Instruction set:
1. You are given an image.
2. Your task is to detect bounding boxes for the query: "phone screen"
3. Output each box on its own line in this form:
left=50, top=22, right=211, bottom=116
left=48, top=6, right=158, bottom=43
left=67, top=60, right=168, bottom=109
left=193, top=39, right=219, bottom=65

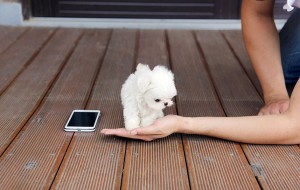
left=65, top=110, right=100, bottom=130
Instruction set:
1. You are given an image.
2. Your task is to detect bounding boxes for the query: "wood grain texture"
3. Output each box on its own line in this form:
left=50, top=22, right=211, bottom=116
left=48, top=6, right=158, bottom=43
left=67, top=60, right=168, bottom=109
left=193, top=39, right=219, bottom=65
left=0, top=27, right=28, bottom=54
left=0, top=28, right=298, bottom=189
left=122, top=30, right=190, bottom=190
left=0, top=28, right=82, bottom=156
left=51, top=29, right=136, bottom=190
left=243, top=144, right=300, bottom=190
left=0, top=28, right=89, bottom=189
left=222, top=30, right=263, bottom=96
left=195, top=30, right=263, bottom=117
left=0, top=27, right=54, bottom=95
left=195, top=30, right=300, bottom=190
left=169, top=30, right=260, bottom=190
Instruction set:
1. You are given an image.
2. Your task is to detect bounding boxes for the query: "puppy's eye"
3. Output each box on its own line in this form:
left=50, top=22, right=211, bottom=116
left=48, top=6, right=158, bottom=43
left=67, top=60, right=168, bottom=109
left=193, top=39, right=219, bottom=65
left=155, top=99, right=161, bottom=102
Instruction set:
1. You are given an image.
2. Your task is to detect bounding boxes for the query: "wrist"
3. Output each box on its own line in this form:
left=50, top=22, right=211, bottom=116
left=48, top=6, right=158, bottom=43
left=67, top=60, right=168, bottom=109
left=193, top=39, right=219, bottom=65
left=264, top=92, right=289, bottom=105
left=176, top=116, right=191, bottom=134
left=263, top=82, right=289, bottom=105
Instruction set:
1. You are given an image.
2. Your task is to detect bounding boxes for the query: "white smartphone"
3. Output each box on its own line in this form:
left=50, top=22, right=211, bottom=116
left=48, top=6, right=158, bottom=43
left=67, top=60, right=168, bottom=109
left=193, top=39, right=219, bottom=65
left=64, top=110, right=100, bottom=132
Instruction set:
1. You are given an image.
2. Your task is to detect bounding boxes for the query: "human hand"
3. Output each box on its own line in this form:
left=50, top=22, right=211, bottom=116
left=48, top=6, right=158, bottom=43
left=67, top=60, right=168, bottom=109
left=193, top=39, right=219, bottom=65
left=101, top=115, right=182, bottom=141
left=258, top=98, right=290, bottom=115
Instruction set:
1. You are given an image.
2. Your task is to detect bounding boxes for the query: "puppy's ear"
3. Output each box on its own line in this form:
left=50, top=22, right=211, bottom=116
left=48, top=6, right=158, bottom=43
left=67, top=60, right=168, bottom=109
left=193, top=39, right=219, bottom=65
left=167, top=70, right=174, bottom=80
left=136, top=63, right=151, bottom=72
left=153, top=65, right=174, bottom=80
left=137, top=74, right=151, bottom=93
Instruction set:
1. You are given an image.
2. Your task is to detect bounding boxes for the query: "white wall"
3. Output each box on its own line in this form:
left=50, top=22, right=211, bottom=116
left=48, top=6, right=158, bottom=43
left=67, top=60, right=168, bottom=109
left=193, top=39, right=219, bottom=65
left=0, top=1, right=23, bottom=26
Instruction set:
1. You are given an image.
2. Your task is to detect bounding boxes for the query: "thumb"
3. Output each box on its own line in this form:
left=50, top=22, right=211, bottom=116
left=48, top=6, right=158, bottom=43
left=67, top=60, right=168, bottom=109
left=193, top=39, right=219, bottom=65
left=132, top=125, right=160, bottom=135
left=130, top=130, right=138, bottom=135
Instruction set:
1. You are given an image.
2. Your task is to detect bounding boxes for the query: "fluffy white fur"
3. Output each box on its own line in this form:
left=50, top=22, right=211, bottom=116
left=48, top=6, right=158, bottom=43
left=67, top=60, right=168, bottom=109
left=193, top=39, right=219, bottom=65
left=121, top=63, right=177, bottom=130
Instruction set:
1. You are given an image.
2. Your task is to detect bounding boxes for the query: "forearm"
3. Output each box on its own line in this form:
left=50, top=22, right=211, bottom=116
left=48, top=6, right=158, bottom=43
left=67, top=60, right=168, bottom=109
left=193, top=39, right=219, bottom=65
left=241, top=0, right=288, bottom=103
left=179, top=114, right=298, bottom=144
left=177, top=78, right=300, bottom=145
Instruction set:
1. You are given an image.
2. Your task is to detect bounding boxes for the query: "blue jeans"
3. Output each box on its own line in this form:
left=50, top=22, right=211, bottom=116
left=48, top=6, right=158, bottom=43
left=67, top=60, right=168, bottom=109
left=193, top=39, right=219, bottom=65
left=280, top=8, right=300, bottom=84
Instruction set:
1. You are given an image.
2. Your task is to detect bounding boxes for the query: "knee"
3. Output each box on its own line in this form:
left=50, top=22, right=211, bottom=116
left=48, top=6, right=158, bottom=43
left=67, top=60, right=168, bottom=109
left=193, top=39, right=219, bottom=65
left=281, top=53, right=300, bottom=83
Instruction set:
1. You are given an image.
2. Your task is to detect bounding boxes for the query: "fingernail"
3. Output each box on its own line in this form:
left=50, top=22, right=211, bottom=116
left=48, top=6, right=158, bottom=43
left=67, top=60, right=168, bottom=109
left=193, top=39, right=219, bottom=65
left=130, top=130, right=137, bottom=135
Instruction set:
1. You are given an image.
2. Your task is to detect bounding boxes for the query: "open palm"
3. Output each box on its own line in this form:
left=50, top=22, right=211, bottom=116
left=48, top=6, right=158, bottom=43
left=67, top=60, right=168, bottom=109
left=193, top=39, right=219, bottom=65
left=101, top=115, right=180, bottom=141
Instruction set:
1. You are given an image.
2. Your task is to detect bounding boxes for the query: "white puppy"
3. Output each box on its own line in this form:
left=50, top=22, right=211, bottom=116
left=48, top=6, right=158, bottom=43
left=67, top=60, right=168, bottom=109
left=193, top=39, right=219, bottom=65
left=121, top=63, right=177, bottom=130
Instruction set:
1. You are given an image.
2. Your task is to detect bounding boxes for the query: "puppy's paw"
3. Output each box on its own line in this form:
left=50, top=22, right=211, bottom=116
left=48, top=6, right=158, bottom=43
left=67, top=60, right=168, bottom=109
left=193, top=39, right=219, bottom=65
left=158, top=111, right=164, bottom=118
left=140, top=117, right=156, bottom=127
left=125, top=119, right=140, bottom=130
left=125, top=125, right=140, bottom=130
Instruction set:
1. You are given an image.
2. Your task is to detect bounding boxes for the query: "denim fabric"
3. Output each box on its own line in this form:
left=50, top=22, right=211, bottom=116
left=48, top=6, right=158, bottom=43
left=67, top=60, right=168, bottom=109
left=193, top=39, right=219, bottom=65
left=279, top=8, right=300, bottom=83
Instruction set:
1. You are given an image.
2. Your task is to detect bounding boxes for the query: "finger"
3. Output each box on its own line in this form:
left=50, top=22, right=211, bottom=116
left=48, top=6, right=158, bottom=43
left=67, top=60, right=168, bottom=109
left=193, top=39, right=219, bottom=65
left=132, top=134, right=164, bottom=141
left=101, top=128, right=130, bottom=136
left=101, top=128, right=159, bottom=141
left=105, top=131, right=161, bottom=141
left=102, top=128, right=141, bottom=139
left=130, top=130, right=138, bottom=135
left=270, top=107, right=280, bottom=115
left=101, top=129, right=109, bottom=133
left=132, top=126, right=161, bottom=135
left=258, top=109, right=266, bottom=116
left=279, top=104, right=289, bottom=114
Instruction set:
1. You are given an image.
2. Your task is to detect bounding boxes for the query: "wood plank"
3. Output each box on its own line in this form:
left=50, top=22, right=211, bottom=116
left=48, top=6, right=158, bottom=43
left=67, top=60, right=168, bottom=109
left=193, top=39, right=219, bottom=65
left=51, top=29, right=136, bottom=190
left=243, top=145, right=300, bottom=189
left=0, top=28, right=82, bottom=155
left=168, top=30, right=223, bottom=118
left=0, top=27, right=54, bottom=95
left=0, top=28, right=87, bottom=189
left=222, top=30, right=263, bottom=96
left=195, top=30, right=263, bottom=116
left=0, top=27, right=28, bottom=54
left=121, top=30, right=189, bottom=190
left=195, top=30, right=300, bottom=190
left=168, top=30, right=260, bottom=190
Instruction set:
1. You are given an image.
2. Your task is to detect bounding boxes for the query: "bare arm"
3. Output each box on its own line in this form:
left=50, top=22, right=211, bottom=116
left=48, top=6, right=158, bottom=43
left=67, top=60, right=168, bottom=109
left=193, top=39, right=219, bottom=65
left=181, top=80, right=300, bottom=144
left=102, top=80, right=300, bottom=144
left=101, top=0, right=299, bottom=144
left=242, top=0, right=289, bottom=114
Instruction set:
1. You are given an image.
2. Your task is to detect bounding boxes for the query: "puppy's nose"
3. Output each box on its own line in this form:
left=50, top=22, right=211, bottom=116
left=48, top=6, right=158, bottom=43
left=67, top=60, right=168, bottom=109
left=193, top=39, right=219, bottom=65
left=164, top=102, right=168, bottom=106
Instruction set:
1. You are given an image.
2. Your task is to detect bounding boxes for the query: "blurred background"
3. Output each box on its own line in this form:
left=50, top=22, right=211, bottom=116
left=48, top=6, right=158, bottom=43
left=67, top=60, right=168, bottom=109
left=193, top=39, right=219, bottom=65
left=28, top=0, right=289, bottom=20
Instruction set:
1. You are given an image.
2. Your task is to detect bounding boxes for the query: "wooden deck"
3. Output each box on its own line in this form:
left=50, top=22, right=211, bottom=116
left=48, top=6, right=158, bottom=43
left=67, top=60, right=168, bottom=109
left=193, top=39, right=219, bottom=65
left=0, top=26, right=299, bottom=190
